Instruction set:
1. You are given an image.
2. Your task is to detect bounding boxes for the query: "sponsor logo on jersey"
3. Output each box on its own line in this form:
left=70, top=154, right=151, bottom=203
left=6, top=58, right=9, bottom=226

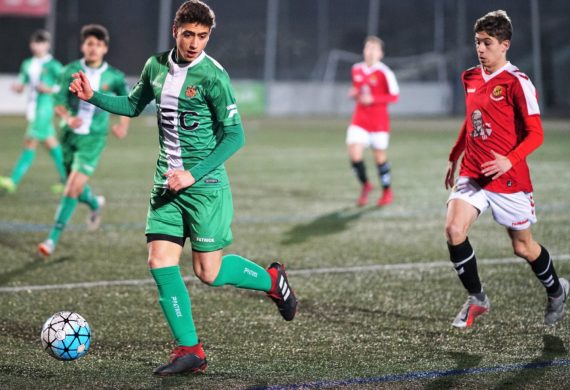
left=179, top=111, right=199, bottom=131
left=470, top=109, right=492, bottom=140
left=490, top=85, right=505, bottom=101
left=467, top=88, right=476, bottom=93
left=185, top=86, right=196, bottom=98
left=204, top=178, right=219, bottom=184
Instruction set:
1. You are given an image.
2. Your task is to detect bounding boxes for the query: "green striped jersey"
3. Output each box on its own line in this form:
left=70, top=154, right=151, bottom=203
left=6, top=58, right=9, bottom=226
left=56, top=59, right=128, bottom=136
left=126, top=50, right=242, bottom=191
left=18, top=55, right=62, bottom=121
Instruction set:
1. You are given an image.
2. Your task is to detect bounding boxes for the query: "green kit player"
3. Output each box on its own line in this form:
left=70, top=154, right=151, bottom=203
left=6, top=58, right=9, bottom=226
left=0, top=30, right=66, bottom=194
left=38, top=24, right=130, bottom=256
left=68, top=0, right=298, bottom=375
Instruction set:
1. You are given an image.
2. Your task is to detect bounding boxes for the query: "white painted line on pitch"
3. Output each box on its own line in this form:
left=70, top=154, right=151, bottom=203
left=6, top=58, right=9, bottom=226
left=1, top=254, right=569, bottom=293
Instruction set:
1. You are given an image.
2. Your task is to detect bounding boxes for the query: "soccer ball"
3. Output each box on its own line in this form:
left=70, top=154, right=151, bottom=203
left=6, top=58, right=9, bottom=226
left=41, top=311, right=91, bottom=361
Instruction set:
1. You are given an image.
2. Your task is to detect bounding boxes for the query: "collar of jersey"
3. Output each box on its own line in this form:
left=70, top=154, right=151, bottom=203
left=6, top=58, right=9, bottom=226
left=32, top=54, right=53, bottom=64
left=481, top=61, right=513, bottom=83
left=360, top=61, right=383, bottom=75
left=80, top=59, right=108, bottom=74
left=168, top=49, right=206, bottom=71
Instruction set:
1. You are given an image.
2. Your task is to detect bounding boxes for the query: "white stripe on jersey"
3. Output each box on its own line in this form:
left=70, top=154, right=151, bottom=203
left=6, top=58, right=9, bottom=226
left=158, top=50, right=208, bottom=184
left=506, top=66, right=540, bottom=116
left=354, top=61, right=399, bottom=95
left=481, top=62, right=540, bottom=116
left=74, top=60, right=108, bottom=135
left=26, top=55, right=53, bottom=121
left=377, top=62, right=400, bottom=95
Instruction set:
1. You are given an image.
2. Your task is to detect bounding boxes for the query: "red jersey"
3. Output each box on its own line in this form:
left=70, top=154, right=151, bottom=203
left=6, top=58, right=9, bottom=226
left=350, top=61, right=399, bottom=132
left=448, top=62, right=543, bottom=193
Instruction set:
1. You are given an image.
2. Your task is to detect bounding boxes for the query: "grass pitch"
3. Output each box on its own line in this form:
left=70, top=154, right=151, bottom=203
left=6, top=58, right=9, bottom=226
left=0, top=115, right=569, bottom=389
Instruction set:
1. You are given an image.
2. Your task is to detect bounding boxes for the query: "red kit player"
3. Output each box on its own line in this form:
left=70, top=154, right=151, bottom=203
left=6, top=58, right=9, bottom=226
left=347, top=36, right=399, bottom=207
left=444, top=10, right=568, bottom=328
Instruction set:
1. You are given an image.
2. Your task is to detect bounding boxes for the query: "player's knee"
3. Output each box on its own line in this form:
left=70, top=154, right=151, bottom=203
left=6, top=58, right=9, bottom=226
left=445, top=222, right=466, bottom=245
left=195, top=268, right=217, bottom=285
left=512, top=239, right=532, bottom=259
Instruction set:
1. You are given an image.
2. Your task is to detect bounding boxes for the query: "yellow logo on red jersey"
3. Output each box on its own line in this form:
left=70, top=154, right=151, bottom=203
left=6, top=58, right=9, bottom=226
left=492, top=86, right=503, bottom=97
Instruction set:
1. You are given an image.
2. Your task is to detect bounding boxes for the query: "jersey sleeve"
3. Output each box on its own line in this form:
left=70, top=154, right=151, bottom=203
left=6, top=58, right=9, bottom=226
left=189, top=122, right=245, bottom=182
left=113, top=70, right=129, bottom=96
left=17, top=60, right=29, bottom=85
left=448, top=119, right=467, bottom=162
left=206, top=70, right=241, bottom=127
left=48, top=60, right=63, bottom=93
left=89, top=57, right=155, bottom=117
left=372, top=69, right=399, bottom=104
left=505, top=76, right=544, bottom=166
left=54, top=64, right=73, bottom=107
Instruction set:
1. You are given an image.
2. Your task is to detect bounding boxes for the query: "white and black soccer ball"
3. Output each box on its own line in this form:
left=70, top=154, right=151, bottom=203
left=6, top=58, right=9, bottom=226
left=41, top=311, right=91, bottom=361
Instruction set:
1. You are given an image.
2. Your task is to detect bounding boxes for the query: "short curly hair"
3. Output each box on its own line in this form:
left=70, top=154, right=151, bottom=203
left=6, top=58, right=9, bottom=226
left=174, top=0, right=216, bottom=29
left=474, top=10, right=512, bottom=42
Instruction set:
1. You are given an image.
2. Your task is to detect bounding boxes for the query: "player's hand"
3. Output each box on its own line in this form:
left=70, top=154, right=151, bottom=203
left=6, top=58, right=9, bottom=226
left=11, top=83, right=24, bottom=93
left=359, top=93, right=374, bottom=105
left=36, top=83, right=53, bottom=94
left=163, top=169, right=196, bottom=193
left=348, top=87, right=359, bottom=99
left=445, top=160, right=458, bottom=190
left=111, top=123, right=128, bottom=139
left=69, top=71, right=94, bottom=101
left=66, top=116, right=83, bottom=129
left=481, top=150, right=512, bottom=180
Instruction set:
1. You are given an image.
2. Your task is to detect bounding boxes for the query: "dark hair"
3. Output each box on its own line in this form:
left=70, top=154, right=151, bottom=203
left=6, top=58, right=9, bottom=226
left=30, top=29, right=51, bottom=43
left=174, top=0, right=216, bottom=29
left=474, top=10, right=512, bottom=42
left=80, top=24, right=110, bottom=45
left=365, top=35, right=384, bottom=51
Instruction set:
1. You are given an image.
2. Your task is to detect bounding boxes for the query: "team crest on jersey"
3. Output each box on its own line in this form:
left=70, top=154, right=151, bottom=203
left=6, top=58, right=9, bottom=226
left=185, top=86, right=196, bottom=98
left=471, top=109, right=492, bottom=140
left=101, top=84, right=110, bottom=91
left=369, top=74, right=378, bottom=85
left=490, top=85, right=505, bottom=101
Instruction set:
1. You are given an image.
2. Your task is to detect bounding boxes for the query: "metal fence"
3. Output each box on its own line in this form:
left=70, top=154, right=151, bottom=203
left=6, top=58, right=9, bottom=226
left=0, top=0, right=569, bottom=115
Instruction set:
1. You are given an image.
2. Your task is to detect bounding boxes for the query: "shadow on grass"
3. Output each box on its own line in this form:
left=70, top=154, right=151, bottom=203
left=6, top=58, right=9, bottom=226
left=423, top=351, right=483, bottom=390
left=281, top=206, right=376, bottom=245
left=491, top=334, right=567, bottom=389
left=0, top=253, right=72, bottom=286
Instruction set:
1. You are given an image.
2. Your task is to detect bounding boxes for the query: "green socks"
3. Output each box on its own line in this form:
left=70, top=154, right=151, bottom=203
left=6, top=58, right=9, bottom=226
left=48, top=145, right=67, bottom=183
left=11, top=148, right=36, bottom=185
left=150, top=266, right=198, bottom=347
left=48, top=196, right=78, bottom=246
left=211, top=254, right=272, bottom=292
left=78, top=184, right=100, bottom=211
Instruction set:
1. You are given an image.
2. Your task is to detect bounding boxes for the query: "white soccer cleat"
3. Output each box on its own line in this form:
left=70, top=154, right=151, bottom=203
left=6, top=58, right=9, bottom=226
left=545, top=278, right=569, bottom=326
left=86, top=195, right=106, bottom=232
left=452, top=294, right=490, bottom=328
left=38, top=239, right=55, bottom=257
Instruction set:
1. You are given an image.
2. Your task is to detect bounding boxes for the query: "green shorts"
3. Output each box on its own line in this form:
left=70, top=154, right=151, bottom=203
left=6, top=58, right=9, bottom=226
left=25, top=103, right=56, bottom=142
left=60, top=131, right=107, bottom=176
left=146, top=186, right=234, bottom=252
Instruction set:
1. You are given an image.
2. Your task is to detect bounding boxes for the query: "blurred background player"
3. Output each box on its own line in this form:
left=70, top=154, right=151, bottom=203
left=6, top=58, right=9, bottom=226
left=347, top=36, right=399, bottom=207
left=444, top=10, right=568, bottom=328
left=38, top=24, right=130, bottom=256
left=0, top=30, right=66, bottom=194
left=67, top=0, right=297, bottom=375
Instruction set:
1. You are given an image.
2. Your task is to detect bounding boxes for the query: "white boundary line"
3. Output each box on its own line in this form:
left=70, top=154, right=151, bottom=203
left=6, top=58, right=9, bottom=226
left=1, top=254, right=569, bottom=293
